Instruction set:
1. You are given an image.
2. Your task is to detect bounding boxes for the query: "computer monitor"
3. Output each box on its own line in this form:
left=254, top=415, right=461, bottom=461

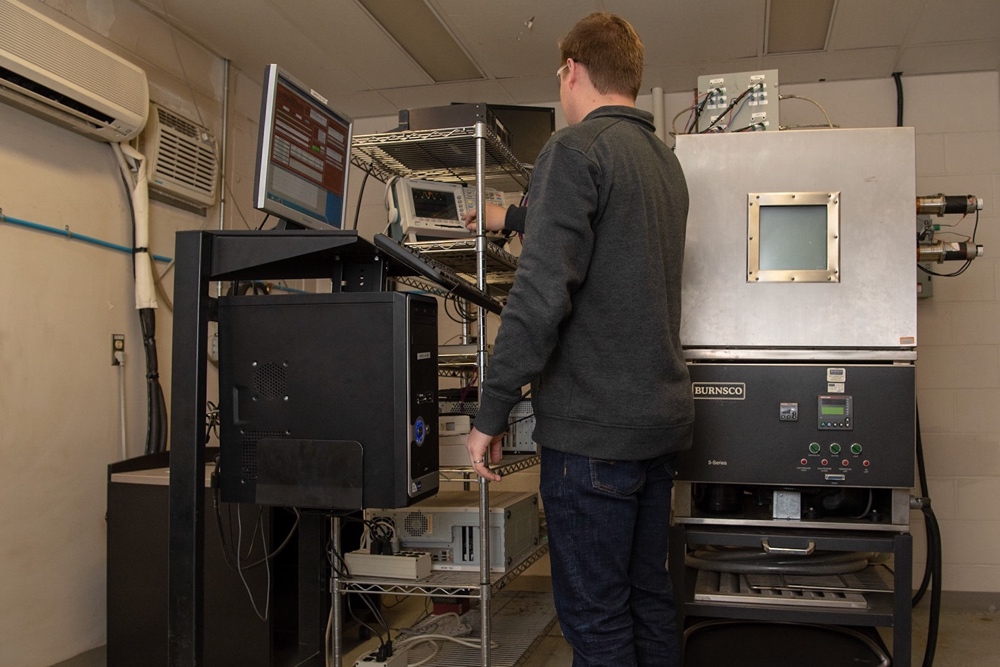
left=253, top=64, right=353, bottom=230
left=488, top=104, right=556, bottom=168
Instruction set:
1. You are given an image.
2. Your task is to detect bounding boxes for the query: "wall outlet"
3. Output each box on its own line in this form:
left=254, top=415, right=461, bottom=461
left=111, top=334, right=125, bottom=366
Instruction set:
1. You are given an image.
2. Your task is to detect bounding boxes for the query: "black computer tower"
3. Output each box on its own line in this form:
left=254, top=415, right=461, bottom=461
left=218, top=291, right=439, bottom=509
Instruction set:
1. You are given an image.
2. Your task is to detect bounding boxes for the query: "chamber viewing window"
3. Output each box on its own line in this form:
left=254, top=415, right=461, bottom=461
left=747, top=192, right=840, bottom=282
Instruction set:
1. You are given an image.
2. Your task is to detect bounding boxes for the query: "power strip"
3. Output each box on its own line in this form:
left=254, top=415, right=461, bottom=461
left=345, top=549, right=432, bottom=580
left=354, top=645, right=408, bottom=667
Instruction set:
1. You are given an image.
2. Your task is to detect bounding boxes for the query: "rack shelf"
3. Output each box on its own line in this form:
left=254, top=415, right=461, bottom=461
left=335, top=120, right=540, bottom=667
left=338, top=535, right=548, bottom=599
left=351, top=126, right=531, bottom=192
left=406, top=238, right=519, bottom=299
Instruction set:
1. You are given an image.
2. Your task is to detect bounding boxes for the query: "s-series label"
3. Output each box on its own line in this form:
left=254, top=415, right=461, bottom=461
left=692, top=382, right=746, bottom=400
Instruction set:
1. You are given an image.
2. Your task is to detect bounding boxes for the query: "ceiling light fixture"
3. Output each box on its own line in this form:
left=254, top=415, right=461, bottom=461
left=765, top=0, right=838, bottom=54
left=356, top=0, right=483, bottom=83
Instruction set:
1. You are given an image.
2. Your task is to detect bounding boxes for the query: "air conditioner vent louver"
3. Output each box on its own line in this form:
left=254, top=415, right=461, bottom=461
left=158, top=105, right=201, bottom=138
left=142, top=102, right=219, bottom=211
left=0, top=0, right=148, bottom=141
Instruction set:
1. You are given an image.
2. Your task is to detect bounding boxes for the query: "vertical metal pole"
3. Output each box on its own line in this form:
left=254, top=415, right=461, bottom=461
left=474, top=121, right=492, bottom=667
left=332, top=515, right=344, bottom=667
left=167, top=231, right=213, bottom=665
left=216, top=59, right=229, bottom=299
left=479, top=476, right=492, bottom=666
left=893, top=532, right=913, bottom=666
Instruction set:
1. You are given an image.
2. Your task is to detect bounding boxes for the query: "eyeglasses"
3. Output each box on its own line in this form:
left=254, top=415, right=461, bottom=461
left=556, top=62, right=568, bottom=81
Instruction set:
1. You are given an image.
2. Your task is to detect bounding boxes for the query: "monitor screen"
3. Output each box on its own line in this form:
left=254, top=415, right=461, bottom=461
left=411, top=186, right=460, bottom=221
left=253, top=64, right=352, bottom=229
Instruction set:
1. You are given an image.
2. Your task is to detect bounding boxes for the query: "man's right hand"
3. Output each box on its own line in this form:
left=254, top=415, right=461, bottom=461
left=463, top=203, right=508, bottom=232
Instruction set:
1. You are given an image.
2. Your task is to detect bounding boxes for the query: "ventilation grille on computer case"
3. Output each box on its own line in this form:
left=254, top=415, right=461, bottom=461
left=240, top=429, right=287, bottom=481
left=403, top=512, right=429, bottom=538
left=252, top=361, right=288, bottom=400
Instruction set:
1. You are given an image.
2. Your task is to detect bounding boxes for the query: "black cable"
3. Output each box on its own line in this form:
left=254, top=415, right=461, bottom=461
left=686, top=548, right=873, bottom=575
left=352, top=169, right=370, bottom=231
left=139, top=308, right=168, bottom=454
left=686, top=90, right=713, bottom=134
left=700, top=85, right=758, bottom=134
left=918, top=210, right=980, bottom=278
left=912, top=403, right=933, bottom=606
left=892, top=72, right=904, bottom=127
left=911, top=401, right=942, bottom=667
left=920, top=504, right=942, bottom=667
left=211, top=457, right=302, bottom=571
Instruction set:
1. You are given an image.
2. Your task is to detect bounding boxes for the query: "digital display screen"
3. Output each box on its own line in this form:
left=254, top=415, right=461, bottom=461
left=254, top=65, right=352, bottom=229
left=412, top=188, right=459, bottom=220
left=758, top=204, right=828, bottom=270
left=821, top=406, right=846, bottom=416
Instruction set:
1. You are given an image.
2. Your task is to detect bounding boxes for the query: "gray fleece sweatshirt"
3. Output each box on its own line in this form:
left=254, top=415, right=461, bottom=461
left=474, top=106, right=694, bottom=461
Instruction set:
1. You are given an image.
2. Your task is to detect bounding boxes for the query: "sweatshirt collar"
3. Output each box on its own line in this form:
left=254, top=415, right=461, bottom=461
left=582, top=105, right=655, bottom=131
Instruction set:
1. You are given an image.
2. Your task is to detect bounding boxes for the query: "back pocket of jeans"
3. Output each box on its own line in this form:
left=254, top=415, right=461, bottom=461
left=589, top=458, right=643, bottom=496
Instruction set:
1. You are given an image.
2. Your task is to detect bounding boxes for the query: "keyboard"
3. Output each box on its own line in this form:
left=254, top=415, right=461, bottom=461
left=374, top=234, right=504, bottom=315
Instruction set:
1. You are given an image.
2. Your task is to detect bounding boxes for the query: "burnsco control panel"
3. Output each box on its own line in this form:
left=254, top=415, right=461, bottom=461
left=676, top=363, right=915, bottom=488
left=818, top=395, right=852, bottom=429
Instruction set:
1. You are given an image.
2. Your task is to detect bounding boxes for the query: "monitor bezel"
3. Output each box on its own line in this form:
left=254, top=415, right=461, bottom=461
left=253, top=64, right=353, bottom=230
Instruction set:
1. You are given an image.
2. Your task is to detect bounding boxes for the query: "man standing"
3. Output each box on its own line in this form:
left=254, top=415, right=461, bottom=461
left=465, top=11, right=694, bottom=667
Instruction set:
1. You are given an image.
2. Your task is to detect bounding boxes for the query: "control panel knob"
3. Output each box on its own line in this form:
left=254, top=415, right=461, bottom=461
left=808, top=442, right=821, bottom=454
left=850, top=443, right=863, bottom=455
left=830, top=443, right=842, bottom=455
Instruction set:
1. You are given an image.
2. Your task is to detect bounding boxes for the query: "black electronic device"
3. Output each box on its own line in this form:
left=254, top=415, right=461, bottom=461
left=399, top=102, right=511, bottom=151
left=488, top=104, right=556, bottom=167
left=253, top=64, right=353, bottom=230
left=374, top=233, right=504, bottom=315
left=218, top=291, right=439, bottom=509
left=677, top=363, right=915, bottom=488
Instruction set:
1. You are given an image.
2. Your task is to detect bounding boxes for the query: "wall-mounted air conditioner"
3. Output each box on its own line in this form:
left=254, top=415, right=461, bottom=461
left=141, top=103, right=219, bottom=213
left=0, top=0, right=148, bottom=142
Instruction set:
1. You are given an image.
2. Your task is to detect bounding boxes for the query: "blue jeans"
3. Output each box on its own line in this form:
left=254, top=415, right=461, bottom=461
left=539, top=447, right=679, bottom=667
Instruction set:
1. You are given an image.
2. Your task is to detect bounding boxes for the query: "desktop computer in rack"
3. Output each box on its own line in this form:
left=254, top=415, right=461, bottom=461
left=218, top=291, right=439, bottom=510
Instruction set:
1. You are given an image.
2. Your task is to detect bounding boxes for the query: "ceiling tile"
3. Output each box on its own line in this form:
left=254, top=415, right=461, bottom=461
left=432, top=0, right=596, bottom=78
left=828, top=0, right=913, bottom=50
left=607, top=0, right=766, bottom=63
left=266, top=0, right=431, bottom=90
left=908, top=0, right=1000, bottom=45
left=116, top=0, right=1000, bottom=121
left=156, top=0, right=369, bottom=95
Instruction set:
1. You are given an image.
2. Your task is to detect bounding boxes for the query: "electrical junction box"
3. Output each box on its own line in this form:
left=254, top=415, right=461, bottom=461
left=696, top=69, right=779, bottom=133
left=367, top=491, right=540, bottom=573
